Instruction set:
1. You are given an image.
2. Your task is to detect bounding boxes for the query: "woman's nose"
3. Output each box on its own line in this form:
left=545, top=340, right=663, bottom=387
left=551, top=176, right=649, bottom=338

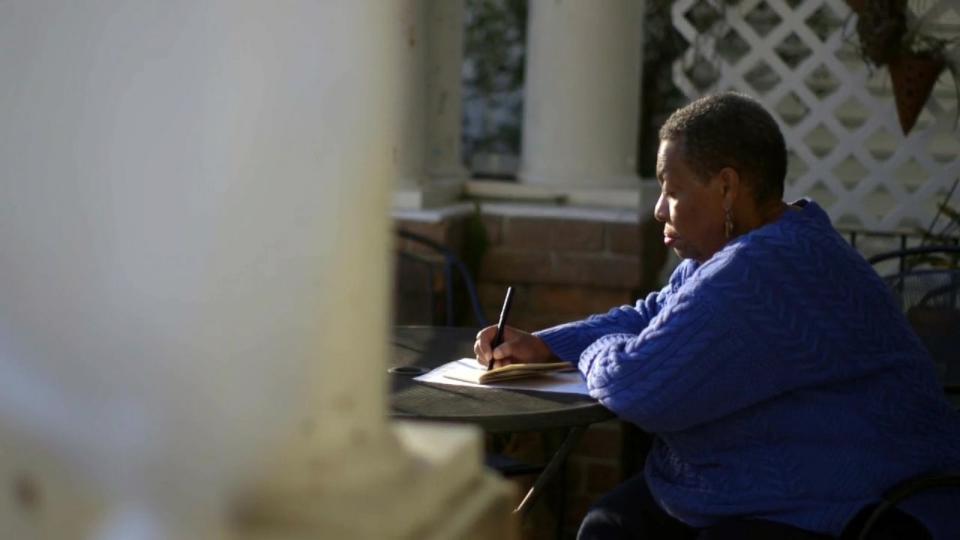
left=654, top=193, right=668, bottom=223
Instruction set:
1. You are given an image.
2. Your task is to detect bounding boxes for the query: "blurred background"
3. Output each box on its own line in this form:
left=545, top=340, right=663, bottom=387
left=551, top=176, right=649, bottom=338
left=1, top=1, right=958, bottom=539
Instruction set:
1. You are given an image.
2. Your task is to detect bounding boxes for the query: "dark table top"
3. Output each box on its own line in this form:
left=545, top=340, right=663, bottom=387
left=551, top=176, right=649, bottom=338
left=389, top=326, right=613, bottom=433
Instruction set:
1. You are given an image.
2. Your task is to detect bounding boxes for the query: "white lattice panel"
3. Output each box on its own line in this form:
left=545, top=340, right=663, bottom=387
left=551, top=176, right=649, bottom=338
left=672, top=0, right=960, bottom=232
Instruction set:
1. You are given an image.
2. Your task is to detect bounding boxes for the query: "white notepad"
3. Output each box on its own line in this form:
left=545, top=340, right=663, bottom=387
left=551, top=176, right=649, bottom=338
left=415, top=358, right=590, bottom=395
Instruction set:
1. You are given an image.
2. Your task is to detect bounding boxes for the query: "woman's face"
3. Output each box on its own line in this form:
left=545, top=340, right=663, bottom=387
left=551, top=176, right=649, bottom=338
left=654, top=138, right=728, bottom=263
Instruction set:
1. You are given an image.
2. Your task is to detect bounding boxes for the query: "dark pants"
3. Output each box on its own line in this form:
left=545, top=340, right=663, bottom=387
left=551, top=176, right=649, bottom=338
left=577, top=473, right=931, bottom=540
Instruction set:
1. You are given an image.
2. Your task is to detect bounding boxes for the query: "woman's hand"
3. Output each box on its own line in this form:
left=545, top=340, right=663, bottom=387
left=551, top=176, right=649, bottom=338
left=473, top=325, right=558, bottom=369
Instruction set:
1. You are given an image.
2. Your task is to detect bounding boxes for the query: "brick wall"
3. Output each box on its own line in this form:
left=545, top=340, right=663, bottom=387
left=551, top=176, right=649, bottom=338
left=479, top=215, right=639, bottom=330
left=394, top=207, right=668, bottom=326
left=394, top=218, right=468, bottom=326
left=394, top=205, right=668, bottom=538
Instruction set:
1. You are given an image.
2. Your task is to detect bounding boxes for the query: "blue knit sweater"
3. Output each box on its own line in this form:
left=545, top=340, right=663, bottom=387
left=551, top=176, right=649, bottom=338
left=536, top=200, right=960, bottom=537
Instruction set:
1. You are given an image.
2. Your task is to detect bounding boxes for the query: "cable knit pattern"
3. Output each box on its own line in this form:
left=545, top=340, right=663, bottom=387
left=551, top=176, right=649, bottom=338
left=535, top=200, right=960, bottom=537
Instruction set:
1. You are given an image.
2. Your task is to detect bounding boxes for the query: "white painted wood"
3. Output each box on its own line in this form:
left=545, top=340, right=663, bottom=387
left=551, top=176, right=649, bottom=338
left=0, top=2, right=510, bottom=539
left=672, top=0, right=960, bottom=232
left=425, top=0, right=470, bottom=182
left=393, top=0, right=467, bottom=210
left=519, top=0, right=644, bottom=189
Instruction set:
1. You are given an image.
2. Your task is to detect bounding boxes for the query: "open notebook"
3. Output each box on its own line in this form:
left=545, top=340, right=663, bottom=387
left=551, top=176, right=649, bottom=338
left=414, top=358, right=589, bottom=395
left=443, top=361, right=575, bottom=385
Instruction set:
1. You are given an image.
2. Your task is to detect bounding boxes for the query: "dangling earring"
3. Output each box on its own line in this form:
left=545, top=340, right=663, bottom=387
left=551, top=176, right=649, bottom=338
left=724, top=208, right=734, bottom=239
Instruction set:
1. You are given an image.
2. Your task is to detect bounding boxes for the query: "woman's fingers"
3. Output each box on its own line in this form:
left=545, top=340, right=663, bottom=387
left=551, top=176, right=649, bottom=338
left=492, top=337, right=536, bottom=364
left=474, top=325, right=499, bottom=365
left=473, top=340, right=485, bottom=365
left=475, top=325, right=554, bottom=368
left=492, top=341, right=513, bottom=361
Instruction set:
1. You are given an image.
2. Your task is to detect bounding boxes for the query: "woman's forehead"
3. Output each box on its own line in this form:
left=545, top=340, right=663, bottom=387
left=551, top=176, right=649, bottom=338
left=657, top=139, right=689, bottom=177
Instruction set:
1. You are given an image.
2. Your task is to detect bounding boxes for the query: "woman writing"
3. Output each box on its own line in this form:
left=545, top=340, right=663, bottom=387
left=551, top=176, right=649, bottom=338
left=474, top=93, right=960, bottom=539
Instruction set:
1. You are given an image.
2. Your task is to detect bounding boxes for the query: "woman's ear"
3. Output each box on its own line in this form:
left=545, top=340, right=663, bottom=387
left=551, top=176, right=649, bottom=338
left=718, top=167, right=740, bottom=209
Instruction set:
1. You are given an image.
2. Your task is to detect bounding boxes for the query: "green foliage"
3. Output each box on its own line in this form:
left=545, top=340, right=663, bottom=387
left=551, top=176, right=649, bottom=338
left=462, top=0, right=527, bottom=160
left=464, top=0, right=527, bottom=95
left=639, top=0, right=689, bottom=177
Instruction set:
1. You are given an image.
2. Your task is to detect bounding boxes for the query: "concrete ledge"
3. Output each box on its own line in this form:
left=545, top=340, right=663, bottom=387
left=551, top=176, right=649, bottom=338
left=392, top=178, right=466, bottom=211
left=391, top=202, right=476, bottom=224
left=478, top=202, right=640, bottom=224
left=466, top=179, right=652, bottom=210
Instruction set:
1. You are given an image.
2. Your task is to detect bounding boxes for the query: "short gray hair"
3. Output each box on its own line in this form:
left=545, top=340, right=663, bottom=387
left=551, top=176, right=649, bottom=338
left=659, top=92, right=787, bottom=203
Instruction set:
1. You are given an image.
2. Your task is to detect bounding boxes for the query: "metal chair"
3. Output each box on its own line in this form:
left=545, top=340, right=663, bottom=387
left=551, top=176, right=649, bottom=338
left=395, top=229, right=489, bottom=327
left=868, top=245, right=960, bottom=397
left=860, top=247, right=960, bottom=537
left=856, top=472, right=960, bottom=539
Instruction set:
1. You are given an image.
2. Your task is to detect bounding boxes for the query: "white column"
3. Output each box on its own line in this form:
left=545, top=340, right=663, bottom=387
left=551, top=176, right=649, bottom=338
left=518, top=0, right=644, bottom=190
left=393, top=0, right=468, bottom=209
left=0, top=2, right=509, bottom=539
left=393, top=0, right=430, bottom=206
left=426, top=0, right=470, bottom=182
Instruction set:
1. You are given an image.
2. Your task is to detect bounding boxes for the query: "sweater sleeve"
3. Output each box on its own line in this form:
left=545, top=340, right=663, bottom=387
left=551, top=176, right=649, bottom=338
left=578, top=248, right=828, bottom=433
left=533, top=260, right=698, bottom=363
left=577, top=283, right=745, bottom=432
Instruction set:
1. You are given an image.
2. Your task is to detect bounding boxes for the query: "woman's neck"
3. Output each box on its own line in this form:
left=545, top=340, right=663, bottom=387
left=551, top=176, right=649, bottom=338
left=760, top=200, right=791, bottom=224
left=735, top=199, right=789, bottom=236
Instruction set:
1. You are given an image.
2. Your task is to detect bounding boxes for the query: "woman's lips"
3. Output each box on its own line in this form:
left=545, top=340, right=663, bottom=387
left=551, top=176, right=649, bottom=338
left=664, top=235, right=677, bottom=247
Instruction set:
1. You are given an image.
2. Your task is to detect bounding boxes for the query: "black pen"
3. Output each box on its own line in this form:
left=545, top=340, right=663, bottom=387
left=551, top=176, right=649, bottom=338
left=488, top=286, right=514, bottom=371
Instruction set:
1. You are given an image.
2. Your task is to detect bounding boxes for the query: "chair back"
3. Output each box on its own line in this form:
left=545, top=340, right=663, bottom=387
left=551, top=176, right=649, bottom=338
left=394, top=230, right=489, bottom=327
left=856, top=472, right=960, bottom=540
left=869, top=245, right=960, bottom=395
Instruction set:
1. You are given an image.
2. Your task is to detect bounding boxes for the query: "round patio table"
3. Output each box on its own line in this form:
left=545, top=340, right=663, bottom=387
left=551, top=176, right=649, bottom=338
left=389, top=325, right=612, bottom=432
left=389, top=325, right=614, bottom=520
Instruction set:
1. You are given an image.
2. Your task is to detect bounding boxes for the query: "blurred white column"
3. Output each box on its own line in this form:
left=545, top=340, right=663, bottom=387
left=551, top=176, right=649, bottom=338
left=0, top=1, right=509, bottom=539
left=426, top=0, right=470, bottom=182
left=393, top=0, right=468, bottom=209
left=518, top=0, right=644, bottom=190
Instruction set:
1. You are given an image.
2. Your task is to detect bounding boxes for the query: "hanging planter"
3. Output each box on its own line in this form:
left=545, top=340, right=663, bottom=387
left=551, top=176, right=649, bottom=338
left=888, top=51, right=946, bottom=134
left=845, top=0, right=951, bottom=135
left=851, top=0, right=907, bottom=66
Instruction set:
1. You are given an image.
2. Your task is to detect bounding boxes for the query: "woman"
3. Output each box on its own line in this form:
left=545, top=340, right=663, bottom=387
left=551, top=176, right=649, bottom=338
left=474, top=92, right=960, bottom=539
